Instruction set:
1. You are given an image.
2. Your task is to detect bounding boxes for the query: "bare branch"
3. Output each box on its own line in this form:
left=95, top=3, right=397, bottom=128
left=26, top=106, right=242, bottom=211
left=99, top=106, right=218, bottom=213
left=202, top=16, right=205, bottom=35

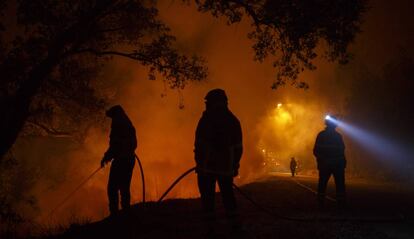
left=26, top=120, right=73, bottom=138
left=71, top=48, right=171, bottom=71
left=74, top=48, right=146, bottom=60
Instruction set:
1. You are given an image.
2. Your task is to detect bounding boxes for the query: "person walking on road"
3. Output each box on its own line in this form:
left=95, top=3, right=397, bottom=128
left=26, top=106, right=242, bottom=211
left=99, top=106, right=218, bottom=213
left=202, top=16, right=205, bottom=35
left=290, top=157, right=297, bottom=177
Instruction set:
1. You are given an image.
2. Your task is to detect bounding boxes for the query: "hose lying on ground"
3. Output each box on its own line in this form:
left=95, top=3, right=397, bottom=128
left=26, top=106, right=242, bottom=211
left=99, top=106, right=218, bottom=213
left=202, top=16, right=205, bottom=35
left=157, top=167, right=405, bottom=223
left=291, top=178, right=336, bottom=202
left=47, top=162, right=405, bottom=223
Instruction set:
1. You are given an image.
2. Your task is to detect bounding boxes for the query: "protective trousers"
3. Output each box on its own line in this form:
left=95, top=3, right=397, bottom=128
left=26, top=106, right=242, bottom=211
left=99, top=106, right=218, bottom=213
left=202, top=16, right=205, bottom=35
left=108, top=156, right=135, bottom=215
left=197, top=174, right=238, bottom=227
left=317, top=165, right=346, bottom=207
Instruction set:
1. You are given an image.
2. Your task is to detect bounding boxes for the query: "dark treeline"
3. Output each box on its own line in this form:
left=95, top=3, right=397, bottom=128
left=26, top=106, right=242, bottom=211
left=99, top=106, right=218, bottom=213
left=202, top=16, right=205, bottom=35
left=344, top=52, right=414, bottom=180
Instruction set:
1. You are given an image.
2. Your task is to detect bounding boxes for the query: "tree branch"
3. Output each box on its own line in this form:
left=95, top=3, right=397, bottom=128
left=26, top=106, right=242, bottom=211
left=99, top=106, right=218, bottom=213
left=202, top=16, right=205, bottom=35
left=227, top=0, right=268, bottom=27
left=98, top=26, right=128, bottom=33
left=76, top=48, right=145, bottom=60
left=26, top=120, right=73, bottom=138
left=71, top=48, right=170, bottom=70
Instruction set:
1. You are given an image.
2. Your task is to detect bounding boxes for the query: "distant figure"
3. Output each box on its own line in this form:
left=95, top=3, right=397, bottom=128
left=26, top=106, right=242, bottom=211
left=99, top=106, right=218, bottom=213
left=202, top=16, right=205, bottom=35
left=313, top=116, right=346, bottom=208
left=194, top=89, right=243, bottom=235
left=101, top=105, right=137, bottom=216
left=290, top=157, right=297, bottom=177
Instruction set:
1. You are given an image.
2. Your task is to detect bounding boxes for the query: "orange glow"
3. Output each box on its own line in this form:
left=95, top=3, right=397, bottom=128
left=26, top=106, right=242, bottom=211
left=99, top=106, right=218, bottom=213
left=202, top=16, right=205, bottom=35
left=256, top=102, right=328, bottom=174
left=273, top=107, right=293, bottom=125
left=27, top=1, right=344, bottom=224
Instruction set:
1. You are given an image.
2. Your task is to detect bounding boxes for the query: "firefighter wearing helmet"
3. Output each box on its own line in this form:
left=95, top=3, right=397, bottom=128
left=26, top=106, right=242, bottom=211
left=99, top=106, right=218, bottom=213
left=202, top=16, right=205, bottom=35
left=194, top=89, right=243, bottom=235
left=313, top=115, right=347, bottom=209
left=101, top=105, right=137, bottom=216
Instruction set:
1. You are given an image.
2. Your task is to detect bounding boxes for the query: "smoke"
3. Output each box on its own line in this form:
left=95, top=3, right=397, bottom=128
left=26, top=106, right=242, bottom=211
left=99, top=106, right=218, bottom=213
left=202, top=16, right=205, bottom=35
left=8, top=0, right=414, bottom=225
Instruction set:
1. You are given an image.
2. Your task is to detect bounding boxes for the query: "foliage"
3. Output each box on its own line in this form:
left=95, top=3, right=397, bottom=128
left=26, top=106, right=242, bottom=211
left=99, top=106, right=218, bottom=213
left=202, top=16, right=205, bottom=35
left=345, top=51, right=414, bottom=180
left=347, top=52, right=414, bottom=140
left=0, top=0, right=367, bottom=157
left=196, top=0, right=367, bottom=89
left=0, top=151, right=37, bottom=225
left=0, top=0, right=208, bottom=154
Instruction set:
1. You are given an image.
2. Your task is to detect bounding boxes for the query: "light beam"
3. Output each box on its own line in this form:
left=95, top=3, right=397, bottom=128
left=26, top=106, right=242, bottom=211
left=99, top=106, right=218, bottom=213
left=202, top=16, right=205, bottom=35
left=325, top=116, right=412, bottom=163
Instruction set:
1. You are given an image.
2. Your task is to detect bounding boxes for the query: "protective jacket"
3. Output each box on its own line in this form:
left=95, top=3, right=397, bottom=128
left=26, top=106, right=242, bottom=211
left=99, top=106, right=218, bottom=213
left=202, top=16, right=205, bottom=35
left=194, top=108, right=242, bottom=176
left=103, top=114, right=137, bottom=161
left=313, top=127, right=346, bottom=169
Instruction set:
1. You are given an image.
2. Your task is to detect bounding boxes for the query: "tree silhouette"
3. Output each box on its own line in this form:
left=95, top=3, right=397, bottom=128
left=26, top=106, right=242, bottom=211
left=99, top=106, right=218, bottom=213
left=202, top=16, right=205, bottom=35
left=347, top=51, right=414, bottom=144
left=0, top=0, right=367, bottom=160
left=196, top=0, right=367, bottom=88
left=344, top=52, right=414, bottom=179
left=0, top=0, right=207, bottom=159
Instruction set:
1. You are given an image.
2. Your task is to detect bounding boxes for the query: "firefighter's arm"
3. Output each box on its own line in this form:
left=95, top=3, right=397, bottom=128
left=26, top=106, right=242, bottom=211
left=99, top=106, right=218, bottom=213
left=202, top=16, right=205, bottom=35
left=233, top=144, right=242, bottom=177
left=233, top=120, right=243, bottom=177
left=340, top=134, right=346, bottom=168
left=194, top=117, right=207, bottom=169
left=101, top=131, right=117, bottom=167
left=313, top=134, right=322, bottom=169
left=101, top=149, right=114, bottom=168
left=313, top=133, right=322, bottom=158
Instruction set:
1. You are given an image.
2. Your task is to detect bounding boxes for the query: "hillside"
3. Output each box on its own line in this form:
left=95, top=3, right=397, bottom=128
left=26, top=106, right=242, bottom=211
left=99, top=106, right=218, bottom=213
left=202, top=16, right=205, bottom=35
left=46, top=174, right=414, bottom=239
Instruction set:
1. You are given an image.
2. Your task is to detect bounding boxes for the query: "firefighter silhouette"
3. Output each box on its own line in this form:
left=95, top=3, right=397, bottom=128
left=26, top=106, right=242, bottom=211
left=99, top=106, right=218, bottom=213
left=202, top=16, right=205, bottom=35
left=194, top=89, right=243, bottom=235
left=101, top=105, right=137, bottom=216
left=313, top=115, right=346, bottom=208
left=290, top=157, right=297, bottom=177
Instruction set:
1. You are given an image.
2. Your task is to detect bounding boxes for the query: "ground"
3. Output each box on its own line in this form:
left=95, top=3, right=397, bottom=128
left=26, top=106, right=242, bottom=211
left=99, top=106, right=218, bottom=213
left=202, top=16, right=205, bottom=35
left=46, top=174, right=414, bottom=239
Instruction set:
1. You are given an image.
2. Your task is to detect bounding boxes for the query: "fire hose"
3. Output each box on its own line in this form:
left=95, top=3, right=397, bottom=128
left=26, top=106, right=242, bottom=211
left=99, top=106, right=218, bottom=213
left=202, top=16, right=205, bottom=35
left=157, top=167, right=406, bottom=223
left=157, top=167, right=196, bottom=203
left=48, top=154, right=146, bottom=217
left=48, top=160, right=405, bottom=223
left=135, top=154, right=146, bottom=204
left=48, top=166, right=102, bottom=217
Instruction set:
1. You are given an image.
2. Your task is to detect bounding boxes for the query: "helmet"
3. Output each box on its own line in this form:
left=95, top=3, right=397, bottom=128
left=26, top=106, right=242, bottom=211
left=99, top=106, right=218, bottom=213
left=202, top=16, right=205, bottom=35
left=106, top=105, right=125, bottom=118
left=204, top=89, right=228, bottom=104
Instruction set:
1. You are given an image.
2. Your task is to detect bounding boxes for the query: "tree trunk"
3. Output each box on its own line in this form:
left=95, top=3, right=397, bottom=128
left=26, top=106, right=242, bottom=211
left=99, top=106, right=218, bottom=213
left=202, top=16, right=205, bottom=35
left=0, top=1, right=117, bottom=160
left=0, top=52, right=61, bottom=160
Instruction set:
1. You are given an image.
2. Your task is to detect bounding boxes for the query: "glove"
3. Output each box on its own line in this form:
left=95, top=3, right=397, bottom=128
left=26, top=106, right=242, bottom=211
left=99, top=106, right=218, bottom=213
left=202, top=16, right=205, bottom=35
left=101, top=155, right=111, bottom=168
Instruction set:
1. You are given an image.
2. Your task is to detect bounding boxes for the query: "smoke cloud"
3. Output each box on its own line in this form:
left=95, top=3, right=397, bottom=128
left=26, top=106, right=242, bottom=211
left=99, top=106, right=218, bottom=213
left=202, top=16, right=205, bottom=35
left=9, top=0, right=414, bottom=224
